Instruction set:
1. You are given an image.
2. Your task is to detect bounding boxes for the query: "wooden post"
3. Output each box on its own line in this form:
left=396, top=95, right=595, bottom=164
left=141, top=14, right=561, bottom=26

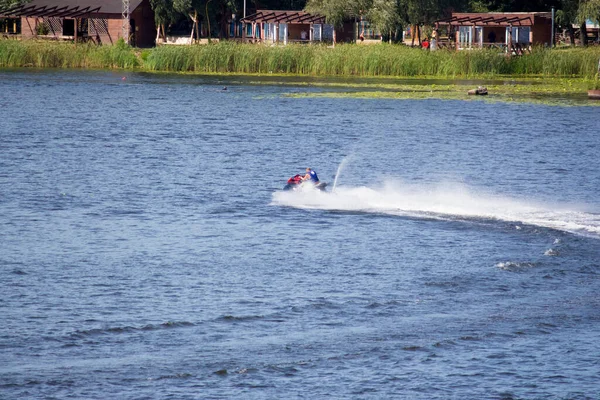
left=74, top=18, right=78, bottom=45
left=455, top=30, right=459, bottom=51
left=529, top=28, right=533, bottom=45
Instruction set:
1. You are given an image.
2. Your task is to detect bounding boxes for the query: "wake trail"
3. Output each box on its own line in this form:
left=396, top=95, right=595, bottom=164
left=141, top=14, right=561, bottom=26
left=271, top=181, right=600, bottom=239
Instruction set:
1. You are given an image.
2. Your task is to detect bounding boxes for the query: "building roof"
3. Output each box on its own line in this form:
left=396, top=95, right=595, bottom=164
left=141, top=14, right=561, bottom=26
left=241, top=10, right=325, bottom=24
left=0, top=0, right=144, bottom=17
left=436, top=12, right=552, bottom=27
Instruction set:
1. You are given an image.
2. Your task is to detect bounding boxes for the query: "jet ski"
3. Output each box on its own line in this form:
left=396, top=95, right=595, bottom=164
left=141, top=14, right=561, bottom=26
left=283, top=174, right=327, bottom=191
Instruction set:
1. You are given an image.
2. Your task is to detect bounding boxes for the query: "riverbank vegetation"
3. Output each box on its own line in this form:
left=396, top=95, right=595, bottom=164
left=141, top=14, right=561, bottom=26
left=0, top=39, right=139, bottom=69
left=2, top=40, right=599, bottom=79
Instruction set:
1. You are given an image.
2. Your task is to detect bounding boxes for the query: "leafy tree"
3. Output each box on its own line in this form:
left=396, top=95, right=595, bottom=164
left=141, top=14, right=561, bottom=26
left=215, top=0, right=237, bottom=39
left=555, top=0, right=599, bottom=45
left=173, top=0, right=206, bottom=42
left=150, top=0, right=178, bottom=42
left=305, top=0, right=371, bottom=45
left=577, top=0, right=600, bottom=44
left=556, top=0, right=578, bottom=44
left=254, top=0, right=307, bottom=8
left=579, top=0, right=600, bottom=20
left=304, top=0, right=346, bottom=45
left=397, top=0, right=438, bottom=44
left=463, top=0, right=559, bottom=12
left=0, top=0, right=27, bottom=11
left=367, top=0, right=402, bottom=42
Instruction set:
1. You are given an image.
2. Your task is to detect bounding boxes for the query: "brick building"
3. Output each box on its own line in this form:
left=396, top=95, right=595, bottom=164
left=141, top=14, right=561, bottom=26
left=435, top=12, right=553, bottom=52
left=0, top=0, right=156, bottom=47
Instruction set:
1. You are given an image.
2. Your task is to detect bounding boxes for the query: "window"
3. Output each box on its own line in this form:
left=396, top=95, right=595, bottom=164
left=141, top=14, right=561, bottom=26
left=278, top=23, right=287, bottom=42
left=63, top=19, right=74, bottom=36
left=1, top=18, right=21, bottom=34
left=459, top=26, right=472, bottom=47
left=510, top=27, right=530, bottom=44
left=474, top=26, right=483, bottom=46
left=313, top=24, right=321, bottom=41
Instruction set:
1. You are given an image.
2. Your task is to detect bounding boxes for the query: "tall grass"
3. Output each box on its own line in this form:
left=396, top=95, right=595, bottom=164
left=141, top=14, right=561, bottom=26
left=145, top=42, right=600, bottom=78
left=2, top=39, right=599, bottom=78
left=0, top=39, right=138, bottom=68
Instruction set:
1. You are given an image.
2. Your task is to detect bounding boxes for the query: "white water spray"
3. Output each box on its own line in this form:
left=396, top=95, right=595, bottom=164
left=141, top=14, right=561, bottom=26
left=272, top=179, right=600, bottom=239
left=332, top=155, right=353, bottom=193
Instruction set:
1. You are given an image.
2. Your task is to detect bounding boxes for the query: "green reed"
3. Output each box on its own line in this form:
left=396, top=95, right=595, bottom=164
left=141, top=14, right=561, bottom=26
left=145, top=42, right=600, bottom=78
left=0, top=39, right=138, bottom=68
left=2, top=39, right=599, bottom=78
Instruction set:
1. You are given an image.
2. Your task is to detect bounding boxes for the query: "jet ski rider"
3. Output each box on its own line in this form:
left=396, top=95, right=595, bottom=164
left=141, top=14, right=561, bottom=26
left=302, top=167, right=319, bottom=185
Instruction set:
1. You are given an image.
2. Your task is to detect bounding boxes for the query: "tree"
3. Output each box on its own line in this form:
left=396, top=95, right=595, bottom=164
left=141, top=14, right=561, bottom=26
left=556, top=0, right=600, bottom=46
left=305, top=0, right=348, bottom=45
left=173, top=0, right=206, bottom=43
left=398, top=0, right=439, bottom=44
left=305, top=0, right=371, bottom=45
left=0, top=0, right=27, bottom=11
left=367, top=0, right=402, bottom=43
left=556, top=0, right=578, bottom=44
left=150, top=0, right=178, bottom=43
left=577, top=0, right=600, bottom=45
left=215, top=0, right=237, bottom=39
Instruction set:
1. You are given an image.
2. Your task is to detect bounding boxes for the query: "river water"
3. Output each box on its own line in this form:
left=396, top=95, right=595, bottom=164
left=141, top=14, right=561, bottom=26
left=1, top=70, right=599, bottom=399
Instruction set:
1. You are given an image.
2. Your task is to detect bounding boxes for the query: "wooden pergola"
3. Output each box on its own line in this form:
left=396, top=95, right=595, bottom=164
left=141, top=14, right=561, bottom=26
left=435, top=14, right=535, bottom=27
left=241, top=10, right=325, bottom=25
left=0, top=4, right=101, bottom=19
left=240, top=10, right=326, bottom=43
left=0, top=3, right=101, bottom=42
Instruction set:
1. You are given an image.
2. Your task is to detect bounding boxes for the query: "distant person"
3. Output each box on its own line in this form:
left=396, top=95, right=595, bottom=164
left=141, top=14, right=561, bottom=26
left=422, top=37, right=430, bottom=49
left=302, top=167, right=319, bottom=184
left=300, top=30, right=307, bottom=40
left=430, top=31, right=438, bottom=51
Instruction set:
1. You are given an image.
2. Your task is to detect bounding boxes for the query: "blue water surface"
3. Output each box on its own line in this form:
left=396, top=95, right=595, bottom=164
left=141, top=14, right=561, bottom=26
left=1, top=70, right=599, bottom=399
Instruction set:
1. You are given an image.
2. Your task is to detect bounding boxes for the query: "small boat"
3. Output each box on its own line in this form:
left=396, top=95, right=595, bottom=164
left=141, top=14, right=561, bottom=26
left=588, top=90, right=600, bottom=100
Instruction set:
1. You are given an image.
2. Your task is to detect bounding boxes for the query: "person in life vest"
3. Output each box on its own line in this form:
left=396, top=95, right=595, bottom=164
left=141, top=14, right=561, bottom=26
left=302, top=167, right=319, bottom=184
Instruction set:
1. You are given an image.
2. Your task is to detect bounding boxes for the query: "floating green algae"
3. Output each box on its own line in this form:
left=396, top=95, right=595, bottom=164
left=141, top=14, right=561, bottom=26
left=281, top=78, right=599, bottom=107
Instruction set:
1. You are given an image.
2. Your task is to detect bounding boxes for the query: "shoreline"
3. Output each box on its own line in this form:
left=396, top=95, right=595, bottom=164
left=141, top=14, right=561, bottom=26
left=2, top=40, right=598, bottom=106
left=3, top=67, right=597, bottom=106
